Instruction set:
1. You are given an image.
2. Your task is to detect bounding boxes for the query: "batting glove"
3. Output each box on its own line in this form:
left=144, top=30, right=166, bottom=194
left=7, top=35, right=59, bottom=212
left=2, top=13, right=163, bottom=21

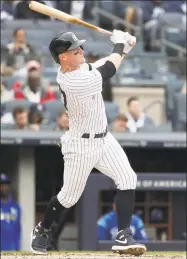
left=110, top=30, right=136, bottom=55
left=123, top=34, right=136, bottom=55
left=110, top=29, right=127, bottom=44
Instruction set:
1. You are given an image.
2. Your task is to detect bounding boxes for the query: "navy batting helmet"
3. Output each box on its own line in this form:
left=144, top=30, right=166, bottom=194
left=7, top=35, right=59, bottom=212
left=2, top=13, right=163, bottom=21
left=49, top=32, right=86, bottom=64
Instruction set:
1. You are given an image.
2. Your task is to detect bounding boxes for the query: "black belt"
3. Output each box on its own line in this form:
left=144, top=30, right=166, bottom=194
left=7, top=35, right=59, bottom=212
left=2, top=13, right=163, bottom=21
left=82, top=129, right=108, bottom=139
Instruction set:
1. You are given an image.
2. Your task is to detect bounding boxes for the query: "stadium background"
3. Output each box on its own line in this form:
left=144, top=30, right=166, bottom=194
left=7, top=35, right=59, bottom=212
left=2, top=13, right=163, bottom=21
left=0, top=0, right=186, bottom=253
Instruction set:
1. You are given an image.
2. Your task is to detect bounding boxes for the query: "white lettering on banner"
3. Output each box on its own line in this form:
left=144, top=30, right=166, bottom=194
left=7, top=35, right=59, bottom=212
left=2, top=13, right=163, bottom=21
left=137, top=180, right=186, bottom=189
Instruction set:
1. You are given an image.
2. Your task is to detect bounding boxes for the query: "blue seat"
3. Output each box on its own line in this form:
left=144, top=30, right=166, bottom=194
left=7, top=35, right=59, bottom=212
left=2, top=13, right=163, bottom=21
left=42, top=100, right=65, bottom=122
left=104, top=101, right=119, bottom=124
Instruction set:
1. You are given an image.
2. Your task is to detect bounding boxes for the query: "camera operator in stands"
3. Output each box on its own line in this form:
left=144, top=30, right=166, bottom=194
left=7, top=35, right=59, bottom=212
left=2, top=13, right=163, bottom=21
left=126, top=96, right=154, bottom=133
left=1, top=28, right=36, bottom=77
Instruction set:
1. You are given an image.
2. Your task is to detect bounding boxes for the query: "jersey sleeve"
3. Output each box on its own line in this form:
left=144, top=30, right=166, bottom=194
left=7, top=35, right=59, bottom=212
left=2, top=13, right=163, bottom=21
left=66, top=69, right=102, bottom=101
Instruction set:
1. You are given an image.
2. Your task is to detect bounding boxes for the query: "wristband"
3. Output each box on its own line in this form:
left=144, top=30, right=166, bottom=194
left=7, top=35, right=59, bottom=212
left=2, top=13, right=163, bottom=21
left=112, top=43, right=125, bottom=56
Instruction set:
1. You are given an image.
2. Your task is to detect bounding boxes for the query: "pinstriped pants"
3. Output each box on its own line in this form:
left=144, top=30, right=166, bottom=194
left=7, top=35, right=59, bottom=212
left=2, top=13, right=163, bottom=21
left=57, top=132, right=137, bottom=208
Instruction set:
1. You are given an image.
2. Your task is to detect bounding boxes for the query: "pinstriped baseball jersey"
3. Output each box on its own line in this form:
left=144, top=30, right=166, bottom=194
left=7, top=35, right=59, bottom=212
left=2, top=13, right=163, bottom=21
left=56, top=62, right=137, bottom=208
left=57, top=63, right=107, bottom=137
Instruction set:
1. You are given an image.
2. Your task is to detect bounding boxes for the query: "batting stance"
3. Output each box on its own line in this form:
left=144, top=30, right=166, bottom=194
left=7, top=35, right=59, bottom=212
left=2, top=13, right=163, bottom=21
left=31, top=30, right=147, bottom=256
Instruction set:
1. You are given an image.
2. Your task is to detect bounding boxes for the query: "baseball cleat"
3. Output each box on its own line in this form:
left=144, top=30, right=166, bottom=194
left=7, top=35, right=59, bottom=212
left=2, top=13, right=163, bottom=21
left=30, top=222, right=51, bottom=255
left=112, top=228, right=147, bottom=256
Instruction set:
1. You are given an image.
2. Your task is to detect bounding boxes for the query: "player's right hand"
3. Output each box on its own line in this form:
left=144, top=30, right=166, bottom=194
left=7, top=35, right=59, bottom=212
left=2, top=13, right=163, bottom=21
left=110, top=29, right=136, bottom=55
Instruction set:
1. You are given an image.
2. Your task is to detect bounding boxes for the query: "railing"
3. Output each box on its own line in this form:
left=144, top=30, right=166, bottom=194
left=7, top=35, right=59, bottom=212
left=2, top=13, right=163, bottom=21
left=143, top=99, right=164, bottom=114
left=161, top=26, right=186, bottom=57
left=91, top=6, right=142, bottom=39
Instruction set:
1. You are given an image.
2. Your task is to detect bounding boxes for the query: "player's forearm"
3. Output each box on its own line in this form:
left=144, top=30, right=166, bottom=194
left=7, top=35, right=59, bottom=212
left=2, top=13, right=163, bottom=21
left=107, top=43, right=125, bottom=70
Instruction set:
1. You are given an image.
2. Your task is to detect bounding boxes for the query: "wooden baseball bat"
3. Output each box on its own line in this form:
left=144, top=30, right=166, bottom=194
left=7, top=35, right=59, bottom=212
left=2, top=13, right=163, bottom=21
left=29, top=1, right=112, bottom=36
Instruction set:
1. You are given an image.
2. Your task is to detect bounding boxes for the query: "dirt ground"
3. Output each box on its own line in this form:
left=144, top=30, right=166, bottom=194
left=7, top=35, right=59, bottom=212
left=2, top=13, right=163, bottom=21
left=1, top=253, right=186, bottom=259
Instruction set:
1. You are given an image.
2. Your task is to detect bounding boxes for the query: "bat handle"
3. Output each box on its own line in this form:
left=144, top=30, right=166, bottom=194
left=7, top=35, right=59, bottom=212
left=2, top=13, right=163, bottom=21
left=97, top=27, right=113, bottom=36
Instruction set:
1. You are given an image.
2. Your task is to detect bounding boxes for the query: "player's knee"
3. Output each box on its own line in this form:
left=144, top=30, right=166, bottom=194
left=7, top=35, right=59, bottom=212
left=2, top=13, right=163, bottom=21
left=57, top=190, right=79, bottom=208
left=119, top=170, right=137, bottom=190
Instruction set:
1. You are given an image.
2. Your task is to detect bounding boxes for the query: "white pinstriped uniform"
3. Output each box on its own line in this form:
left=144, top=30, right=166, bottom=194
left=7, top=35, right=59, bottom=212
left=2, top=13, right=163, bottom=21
left=57, top=63, right=137, bottom=208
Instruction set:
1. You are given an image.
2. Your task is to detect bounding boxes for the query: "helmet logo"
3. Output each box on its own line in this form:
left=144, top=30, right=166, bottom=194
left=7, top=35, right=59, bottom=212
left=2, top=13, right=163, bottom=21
left=72, top=34, right=78, bottom=41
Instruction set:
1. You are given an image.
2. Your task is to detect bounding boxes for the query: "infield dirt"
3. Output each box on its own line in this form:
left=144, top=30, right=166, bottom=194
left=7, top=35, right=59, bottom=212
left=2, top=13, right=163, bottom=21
left=1, top=253, right=186, bottom=259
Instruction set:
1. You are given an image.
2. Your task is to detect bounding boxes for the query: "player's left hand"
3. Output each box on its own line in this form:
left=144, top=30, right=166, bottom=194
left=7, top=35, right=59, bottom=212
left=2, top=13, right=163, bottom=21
left=123, top=34, right=136, bottom=55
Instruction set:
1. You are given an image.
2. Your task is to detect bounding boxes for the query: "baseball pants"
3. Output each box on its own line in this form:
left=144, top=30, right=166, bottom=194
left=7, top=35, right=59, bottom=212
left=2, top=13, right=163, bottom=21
left=57, top=132, right=137, bottom=208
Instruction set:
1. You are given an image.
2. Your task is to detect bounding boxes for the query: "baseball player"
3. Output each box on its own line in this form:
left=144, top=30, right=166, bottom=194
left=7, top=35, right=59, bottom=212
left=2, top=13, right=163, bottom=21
left=31, top=30, right=147, bottom=256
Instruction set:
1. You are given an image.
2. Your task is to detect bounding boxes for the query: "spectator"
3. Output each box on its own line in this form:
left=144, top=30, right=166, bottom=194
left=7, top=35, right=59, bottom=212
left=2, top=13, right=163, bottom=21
left=0, top=173, right=21, bottom=251
left=1, top=0, right=14, bottom=20
left=14, top=0, right=54, bottom=19
left=97, top=202, right=148, bottom=241
left=1, top=28, right=36, bottom=77
left=142, top=0, right=164, bottom=24
left=56, top=110, right=69, bottom=131
left=112, top=114, right=129, bottom=133
left=162, top=1, right=186, bottom=14
left=126, top=97, right=154, bottom=133
left=28, top=104, right=44, bottom=132
left=12, top=59, right=50, bottom=89
left=141, top=0, right=165, bottom=50
left=12, top=106, right=29, bottom=129
left=56, top=0, right=94, bottom=20
left=14, top=70, right=55, bottom=104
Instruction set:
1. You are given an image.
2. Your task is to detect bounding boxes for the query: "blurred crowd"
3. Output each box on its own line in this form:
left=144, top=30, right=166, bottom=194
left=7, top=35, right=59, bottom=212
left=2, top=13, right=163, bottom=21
left=1, top=1, right=186, bottom=28
left=0, top=25, right=186, bottom=132
left=0, top=1, right=186, bottom=133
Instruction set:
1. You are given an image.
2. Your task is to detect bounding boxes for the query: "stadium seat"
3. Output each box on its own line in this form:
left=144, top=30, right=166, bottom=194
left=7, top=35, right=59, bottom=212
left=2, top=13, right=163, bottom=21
left=84, top=41, right=112, bottom=56
left=2, top=100, right=32, bottom=114
left=53, top=91, right=61, bottom=99
left=155, top=123, right=172, bottom=132
left=1, top=20, right=37, bottom=30
left=138, top=123, right=172, bottom=132
left=2, top=76, right=20, bottom=90
left=1, top=124, right=13, bottom=130
left=42, top=100, right=66, bottom=122
left=40, top=124, right=56, bottom=131
left=138, top=125, right=158, bottom=132
left=172, top=92, right=186, bottom=131
left=104, top=101, right=119, bottom=124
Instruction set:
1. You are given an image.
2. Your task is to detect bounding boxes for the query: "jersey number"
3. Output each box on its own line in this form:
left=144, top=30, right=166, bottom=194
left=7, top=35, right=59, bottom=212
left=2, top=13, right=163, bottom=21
left=58, top=84, right=68, bottom=111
